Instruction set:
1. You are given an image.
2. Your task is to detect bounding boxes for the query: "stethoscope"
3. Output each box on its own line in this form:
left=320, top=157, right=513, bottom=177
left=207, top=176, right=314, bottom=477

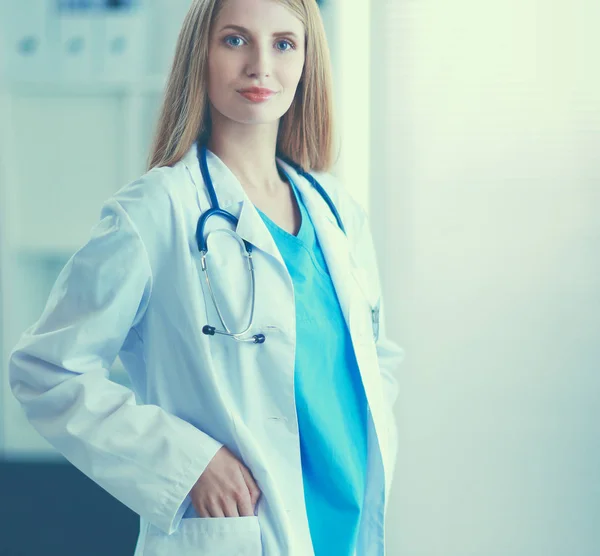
left=195, top=141, right=346, bottom=344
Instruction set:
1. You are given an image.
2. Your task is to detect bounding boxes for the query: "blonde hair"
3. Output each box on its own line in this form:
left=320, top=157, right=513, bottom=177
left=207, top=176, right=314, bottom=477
left=147, top=0, right=336, bottom=173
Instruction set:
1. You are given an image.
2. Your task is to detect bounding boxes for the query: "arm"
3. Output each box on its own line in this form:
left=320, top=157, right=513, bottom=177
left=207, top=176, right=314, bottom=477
left=9, top=199, right=222, bottom=534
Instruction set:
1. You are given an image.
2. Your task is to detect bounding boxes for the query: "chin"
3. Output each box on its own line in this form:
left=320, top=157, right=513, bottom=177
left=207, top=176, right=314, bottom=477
left=211, top=99, right=287, bottom=127
left=228, top=109, right=285, bottom=126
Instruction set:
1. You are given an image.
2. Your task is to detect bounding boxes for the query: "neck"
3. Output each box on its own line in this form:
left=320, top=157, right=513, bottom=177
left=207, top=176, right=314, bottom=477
left=207, top=110, right=285, bottom=195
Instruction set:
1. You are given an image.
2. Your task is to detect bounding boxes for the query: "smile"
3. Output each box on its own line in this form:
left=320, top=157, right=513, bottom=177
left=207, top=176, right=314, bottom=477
left=238, top=89, right=276, bottom=103
left=240, top=92, right=275, bottom=102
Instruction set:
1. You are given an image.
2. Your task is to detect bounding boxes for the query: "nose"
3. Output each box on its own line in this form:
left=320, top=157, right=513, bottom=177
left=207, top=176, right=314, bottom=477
left=245, top=41, right=272, bottom=79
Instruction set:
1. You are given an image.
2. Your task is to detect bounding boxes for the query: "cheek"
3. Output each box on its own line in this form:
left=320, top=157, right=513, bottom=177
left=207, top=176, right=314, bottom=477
left=208, top=52, right=234, bottom=88
left=281, top=58, right=305, bottom=89
left=207, top=56, right=218, bottom=90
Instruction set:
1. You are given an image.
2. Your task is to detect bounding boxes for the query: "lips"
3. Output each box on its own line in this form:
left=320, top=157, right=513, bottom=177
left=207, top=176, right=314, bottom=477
left=238, top=87, right=276, bottom=103
left=239, top=87, right=275, bottom=95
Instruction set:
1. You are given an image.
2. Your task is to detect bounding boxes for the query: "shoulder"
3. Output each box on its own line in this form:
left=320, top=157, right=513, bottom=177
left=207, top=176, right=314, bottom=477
left=102, top=158, right=197, bottom=267
left=307, top=169, right=369, bottom=240
left=110, top=161, right=195, bottom=219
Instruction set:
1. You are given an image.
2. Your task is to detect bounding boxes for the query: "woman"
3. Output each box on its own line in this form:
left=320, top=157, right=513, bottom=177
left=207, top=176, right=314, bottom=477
left=9, top=0, right=404, bottom=554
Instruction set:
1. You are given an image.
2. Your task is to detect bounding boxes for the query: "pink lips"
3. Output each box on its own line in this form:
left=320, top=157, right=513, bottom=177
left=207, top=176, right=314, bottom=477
left=238, top=87, right=276, bottom=103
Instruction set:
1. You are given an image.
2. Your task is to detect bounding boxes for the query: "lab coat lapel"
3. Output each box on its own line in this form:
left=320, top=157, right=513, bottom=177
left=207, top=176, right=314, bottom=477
left=300, top=192, right=355, bottom=322
left=234, top=200, right=287, bottom=267
left=284, top=164, right=390, bottom=468
left=276, top=162, right=354, bottom=327
left=186, top=146, right=285, bottom=266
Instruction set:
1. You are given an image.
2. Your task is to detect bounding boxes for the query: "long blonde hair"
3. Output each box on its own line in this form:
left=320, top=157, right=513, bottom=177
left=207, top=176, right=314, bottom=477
left=147, top=0, right=336, bottom=173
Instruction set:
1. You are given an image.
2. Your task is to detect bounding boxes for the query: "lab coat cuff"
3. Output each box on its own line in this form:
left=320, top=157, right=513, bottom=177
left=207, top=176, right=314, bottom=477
left=160, top=433, right=224, bottom=535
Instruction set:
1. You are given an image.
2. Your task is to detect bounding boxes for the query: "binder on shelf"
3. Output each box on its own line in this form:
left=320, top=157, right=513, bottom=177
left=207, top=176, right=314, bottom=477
left=57, top=5, right=97, bottom=81
left=2, top=1, right=148, bottom=85
left=1, top=0, right=52, bottom=81
left=97, top=4, right=146, bottom=81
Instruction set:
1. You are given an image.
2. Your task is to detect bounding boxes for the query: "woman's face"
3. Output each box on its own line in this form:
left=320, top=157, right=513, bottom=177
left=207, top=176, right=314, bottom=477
left=207, top=0, right=306, bottom=127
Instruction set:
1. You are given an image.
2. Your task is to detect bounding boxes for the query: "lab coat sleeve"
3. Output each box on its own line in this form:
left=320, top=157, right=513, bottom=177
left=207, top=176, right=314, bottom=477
left=8, top=199, right=223, bottom=535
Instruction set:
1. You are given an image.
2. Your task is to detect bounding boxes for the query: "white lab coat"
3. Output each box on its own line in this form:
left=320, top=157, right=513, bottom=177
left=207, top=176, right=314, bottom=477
left=9, top=143, right=405, bottom=555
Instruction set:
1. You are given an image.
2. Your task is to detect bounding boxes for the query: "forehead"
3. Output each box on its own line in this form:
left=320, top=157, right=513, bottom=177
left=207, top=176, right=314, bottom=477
left=214, top=0, right=304, bottom=34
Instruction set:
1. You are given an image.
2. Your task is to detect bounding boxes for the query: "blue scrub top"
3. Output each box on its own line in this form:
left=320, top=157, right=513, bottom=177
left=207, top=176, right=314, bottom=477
left=257, top=178, right=369, bottom=555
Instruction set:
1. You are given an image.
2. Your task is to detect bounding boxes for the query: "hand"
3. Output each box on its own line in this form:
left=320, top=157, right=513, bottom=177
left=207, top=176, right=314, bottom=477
left=189, top=445, right=262, bottom=517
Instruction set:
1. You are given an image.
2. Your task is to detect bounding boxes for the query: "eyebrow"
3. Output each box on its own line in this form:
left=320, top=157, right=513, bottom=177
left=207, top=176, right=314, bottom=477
left=218, top=24, right=300, bottom=40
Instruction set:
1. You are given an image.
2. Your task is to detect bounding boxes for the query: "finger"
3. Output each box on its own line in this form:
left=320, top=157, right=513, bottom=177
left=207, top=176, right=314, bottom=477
left=195, top=502, right=211, bottom=518
left=190, top=493, right=208, bottom=518
left=206, top=498, right=225, bottom=518
left=236, top=487, right=254, bottom=516
left=223, top=497, right=240, bottom=518
left=191, top=500, right=206, bottom=517
left=238, top=464, right=261, bottom=506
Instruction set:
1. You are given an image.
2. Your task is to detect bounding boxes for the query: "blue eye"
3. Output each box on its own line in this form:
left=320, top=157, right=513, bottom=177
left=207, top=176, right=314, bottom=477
left=224, top=36, right=245, bottom=48
left=275, top=39, right=295, bottom=52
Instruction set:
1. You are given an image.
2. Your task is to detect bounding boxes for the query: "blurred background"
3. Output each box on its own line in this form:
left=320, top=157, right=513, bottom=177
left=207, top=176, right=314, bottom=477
left=1, top=0, right=599, bottom=555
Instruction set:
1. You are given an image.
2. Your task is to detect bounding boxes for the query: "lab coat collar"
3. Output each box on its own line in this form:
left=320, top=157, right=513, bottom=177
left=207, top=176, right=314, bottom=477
left=181, top=143, right=352, bottom=284
left=182, top=142, right=284, bottom=265
left=182, top=142, right=247, bottom=208
left=277, top=159, right=352, bottom=268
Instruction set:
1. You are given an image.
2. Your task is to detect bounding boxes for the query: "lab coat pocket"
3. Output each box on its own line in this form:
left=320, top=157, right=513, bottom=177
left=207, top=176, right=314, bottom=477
left=144, top=516, right=262, bottom=556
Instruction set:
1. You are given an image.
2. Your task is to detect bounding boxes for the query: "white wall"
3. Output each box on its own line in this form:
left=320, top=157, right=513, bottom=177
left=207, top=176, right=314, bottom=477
left=373, top=1, right=600, bottom=555
left=326, top=0, right=371, bottom=213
